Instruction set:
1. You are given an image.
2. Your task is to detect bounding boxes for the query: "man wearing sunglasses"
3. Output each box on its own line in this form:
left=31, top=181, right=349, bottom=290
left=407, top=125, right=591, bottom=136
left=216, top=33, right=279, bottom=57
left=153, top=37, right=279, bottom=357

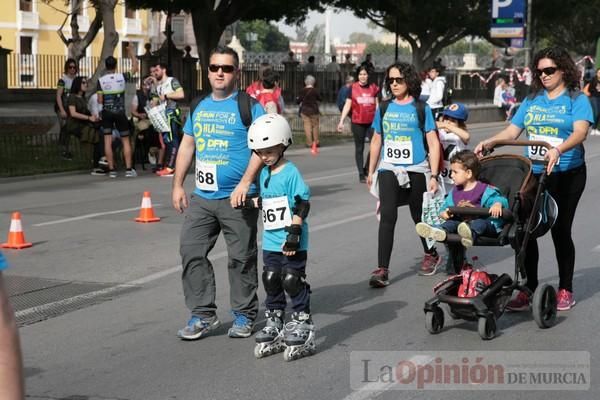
left=173, top=46, right=266, bottom=341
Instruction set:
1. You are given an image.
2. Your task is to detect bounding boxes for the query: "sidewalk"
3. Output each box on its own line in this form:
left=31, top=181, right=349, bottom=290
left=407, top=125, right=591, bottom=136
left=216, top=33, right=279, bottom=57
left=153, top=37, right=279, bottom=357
left=0, top=100, right=503, bottom=133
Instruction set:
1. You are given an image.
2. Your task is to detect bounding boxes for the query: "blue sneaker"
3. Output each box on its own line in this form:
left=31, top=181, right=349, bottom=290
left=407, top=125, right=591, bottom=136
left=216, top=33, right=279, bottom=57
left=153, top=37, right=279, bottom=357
left=177, top=315, right=221, bottom=340
left=228, top=311, right=254, bottom=338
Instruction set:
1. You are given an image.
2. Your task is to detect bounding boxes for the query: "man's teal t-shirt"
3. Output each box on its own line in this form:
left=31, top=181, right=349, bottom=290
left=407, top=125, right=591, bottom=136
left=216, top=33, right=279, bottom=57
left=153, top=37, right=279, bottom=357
left=183, top=92, right=265, bottom=199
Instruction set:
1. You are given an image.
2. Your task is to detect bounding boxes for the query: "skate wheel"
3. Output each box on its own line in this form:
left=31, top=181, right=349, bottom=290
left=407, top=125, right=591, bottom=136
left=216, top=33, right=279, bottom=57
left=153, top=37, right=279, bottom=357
left=283, top=346, right=294, bottom=362
left=478, top=316, right=496, bottom=340
left=425, top=307, right=444, bottom=334
left=254, top=345, right=264, bottom=359
left=532, top=283, right=557, bottom=329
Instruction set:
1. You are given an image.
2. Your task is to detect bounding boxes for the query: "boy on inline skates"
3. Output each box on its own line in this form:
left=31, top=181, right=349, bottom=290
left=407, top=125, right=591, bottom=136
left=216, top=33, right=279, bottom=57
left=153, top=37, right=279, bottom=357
left=242, top=114, right=315, bottom=361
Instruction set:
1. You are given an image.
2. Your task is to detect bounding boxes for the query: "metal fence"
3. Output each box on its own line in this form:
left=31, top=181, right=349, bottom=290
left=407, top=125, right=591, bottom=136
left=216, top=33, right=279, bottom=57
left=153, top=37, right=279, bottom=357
left=7, top=53, right=137, bottom=89
left=7, top=53, right=507, bottom=104
left=0, top=116, right=349, bottom=177
left=0, top=132, right=89, bottom=177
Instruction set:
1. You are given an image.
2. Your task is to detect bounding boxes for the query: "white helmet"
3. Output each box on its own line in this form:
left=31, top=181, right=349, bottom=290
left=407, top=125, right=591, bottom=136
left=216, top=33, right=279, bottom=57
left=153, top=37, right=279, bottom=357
left=248, top=113, right=293, bottom=150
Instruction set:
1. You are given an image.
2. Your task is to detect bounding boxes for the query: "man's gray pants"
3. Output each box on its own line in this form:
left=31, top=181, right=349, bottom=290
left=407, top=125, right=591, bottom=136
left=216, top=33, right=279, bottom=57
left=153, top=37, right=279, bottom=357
left=180, top=195, right=259, bottom=320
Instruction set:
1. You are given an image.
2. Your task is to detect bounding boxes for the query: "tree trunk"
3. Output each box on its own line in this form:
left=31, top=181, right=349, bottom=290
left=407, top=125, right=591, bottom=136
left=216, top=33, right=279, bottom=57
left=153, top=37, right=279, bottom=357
left=190, top=8, right=227, bottom=93
left=88, top=0, right=119, bottom=92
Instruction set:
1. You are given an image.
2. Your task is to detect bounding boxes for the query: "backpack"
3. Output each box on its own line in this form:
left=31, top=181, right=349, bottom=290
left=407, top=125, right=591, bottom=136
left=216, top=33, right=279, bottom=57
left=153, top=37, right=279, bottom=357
left=337, top=85, right=351, bottom=112
left=458, top=268, right=492, bottom=298
left=379, top=99, right=443, bottom=170
left=189, top=90, right=256, bottom=128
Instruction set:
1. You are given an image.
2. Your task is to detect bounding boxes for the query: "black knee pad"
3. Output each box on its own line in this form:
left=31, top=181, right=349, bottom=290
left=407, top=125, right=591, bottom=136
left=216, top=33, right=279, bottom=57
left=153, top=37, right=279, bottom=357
left=282, top=268, right=306, bottom=297
left=262, top=267, right=283, bottom=296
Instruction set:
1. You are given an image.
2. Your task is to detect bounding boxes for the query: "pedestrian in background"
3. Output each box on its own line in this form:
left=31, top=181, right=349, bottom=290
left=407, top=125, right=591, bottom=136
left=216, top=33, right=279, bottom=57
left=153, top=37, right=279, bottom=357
left=65, top=76, right=100, bottom=173
left=297, top=75, right=322, bottom=148
left=55, top=58, right=78, bottom=160
left=337, top=66, right=379, bottom=183
left=583, top=68, right=600, bottom=135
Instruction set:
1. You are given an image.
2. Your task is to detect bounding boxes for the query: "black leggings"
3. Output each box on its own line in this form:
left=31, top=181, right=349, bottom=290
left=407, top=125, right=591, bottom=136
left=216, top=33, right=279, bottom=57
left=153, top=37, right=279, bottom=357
left=378, top=170, right=435, bottom=268
left=351, top=123, right=371, bottom=177
left=525, top=164, right=586, bottom=292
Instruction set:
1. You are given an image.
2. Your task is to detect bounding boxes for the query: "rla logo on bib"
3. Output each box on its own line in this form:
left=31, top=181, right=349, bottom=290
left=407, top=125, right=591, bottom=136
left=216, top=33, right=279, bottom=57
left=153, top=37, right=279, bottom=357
left=193, top=121, right=206, bottom=152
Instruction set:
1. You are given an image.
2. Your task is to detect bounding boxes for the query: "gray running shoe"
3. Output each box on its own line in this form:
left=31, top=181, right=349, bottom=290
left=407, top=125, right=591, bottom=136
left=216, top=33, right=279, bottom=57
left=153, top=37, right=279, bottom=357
left=108, top=170, right=117, bottom=179
left=177, top=315, right=221, bottom=340
left=228, top=311, right=254, bottom=338
left=125, top=169, right=137, bottom=178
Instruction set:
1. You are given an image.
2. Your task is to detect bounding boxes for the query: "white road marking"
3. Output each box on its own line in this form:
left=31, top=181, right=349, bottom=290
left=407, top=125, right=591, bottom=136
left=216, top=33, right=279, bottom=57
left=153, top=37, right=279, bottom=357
left=28, top=169, right=356, bottom=227
left=32, top=205, right=162, bottom=227
left=17, top=211, right=375, bottom=319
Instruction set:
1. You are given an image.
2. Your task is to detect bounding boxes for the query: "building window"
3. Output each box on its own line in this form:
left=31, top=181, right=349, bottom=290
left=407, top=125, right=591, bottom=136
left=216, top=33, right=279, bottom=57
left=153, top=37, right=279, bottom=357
left=19, top=0, right=33, bottom=12
left=20, top=36, right=33, bottom=54
left=125, top=4, right=136, bottom=19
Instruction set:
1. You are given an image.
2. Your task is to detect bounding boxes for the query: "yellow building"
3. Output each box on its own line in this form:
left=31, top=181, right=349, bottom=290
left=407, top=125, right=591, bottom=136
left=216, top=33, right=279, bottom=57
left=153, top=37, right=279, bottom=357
left=0, top=0, right=160, bottom=88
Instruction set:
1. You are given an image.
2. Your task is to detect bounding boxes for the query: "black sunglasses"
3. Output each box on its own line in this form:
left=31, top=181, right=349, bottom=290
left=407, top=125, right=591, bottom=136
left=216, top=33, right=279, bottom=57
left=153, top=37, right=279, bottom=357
left=68, top=65, right=77, bottom=69
left=208, top=64, right=236, bottom=73
left=387, top=77, right=406, bottom=85
left=535, top=67, right=558, bottom=77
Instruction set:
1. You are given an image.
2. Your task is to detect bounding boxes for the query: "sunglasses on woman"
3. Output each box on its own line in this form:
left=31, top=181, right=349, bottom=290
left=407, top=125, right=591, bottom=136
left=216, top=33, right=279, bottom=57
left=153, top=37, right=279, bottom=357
left=387, top=77, right=405, bottom=85
left=208, top=64, right=236, bottom=73
left=534, top=67, right=558, bottom=77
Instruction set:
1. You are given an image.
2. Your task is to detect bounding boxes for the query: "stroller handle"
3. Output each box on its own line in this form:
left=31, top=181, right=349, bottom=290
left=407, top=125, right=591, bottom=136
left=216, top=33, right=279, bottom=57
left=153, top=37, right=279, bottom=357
left=483, top=139, right=552, bottom=155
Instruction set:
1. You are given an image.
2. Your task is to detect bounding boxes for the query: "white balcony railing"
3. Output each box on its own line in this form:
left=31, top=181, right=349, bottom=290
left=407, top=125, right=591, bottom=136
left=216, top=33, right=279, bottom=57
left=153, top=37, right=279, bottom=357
left=124, top=18, right=142, bottom=36
left=17, top=11, right=40, bottom=30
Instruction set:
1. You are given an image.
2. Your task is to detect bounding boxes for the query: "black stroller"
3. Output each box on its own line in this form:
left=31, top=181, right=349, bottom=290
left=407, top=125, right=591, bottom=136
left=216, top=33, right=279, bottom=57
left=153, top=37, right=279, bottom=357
left=424, top=140, right=558, bottom=340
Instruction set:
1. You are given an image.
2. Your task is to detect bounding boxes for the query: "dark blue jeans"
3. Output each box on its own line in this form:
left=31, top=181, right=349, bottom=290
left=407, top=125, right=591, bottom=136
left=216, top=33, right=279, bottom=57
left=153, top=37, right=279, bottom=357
left=441, top=218, right=497, bottom=241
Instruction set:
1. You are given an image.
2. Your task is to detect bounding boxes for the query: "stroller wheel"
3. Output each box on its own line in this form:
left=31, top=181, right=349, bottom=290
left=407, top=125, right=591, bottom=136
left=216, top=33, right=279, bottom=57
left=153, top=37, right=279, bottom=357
left=478, top=316, right=496, bottom=340
left=425, top=307, right=444, bottom=334
left=532, top=283, right=557, bottom=329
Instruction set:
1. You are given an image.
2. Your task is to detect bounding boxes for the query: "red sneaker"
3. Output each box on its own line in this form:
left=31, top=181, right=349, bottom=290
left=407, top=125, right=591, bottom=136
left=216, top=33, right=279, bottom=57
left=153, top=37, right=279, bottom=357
left=557, top=289, right=576, bottom=311
left=156, top=167, right=175, bottom=177
left=506, top=291, right=530, bottom=312
left=418, top=253, right=442, bottom=276
left=369, top=268, right=389, bottom=288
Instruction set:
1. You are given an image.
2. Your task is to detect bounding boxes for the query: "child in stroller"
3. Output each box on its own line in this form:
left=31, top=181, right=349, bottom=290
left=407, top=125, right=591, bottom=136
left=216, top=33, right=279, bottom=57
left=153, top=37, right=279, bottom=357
left=416, top=150, right=509, bottom=250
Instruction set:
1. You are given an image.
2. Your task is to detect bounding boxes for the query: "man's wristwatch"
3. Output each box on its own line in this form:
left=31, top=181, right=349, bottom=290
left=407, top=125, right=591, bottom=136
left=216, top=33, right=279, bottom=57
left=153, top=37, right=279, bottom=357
left=430, top=174, right=439, bottom=180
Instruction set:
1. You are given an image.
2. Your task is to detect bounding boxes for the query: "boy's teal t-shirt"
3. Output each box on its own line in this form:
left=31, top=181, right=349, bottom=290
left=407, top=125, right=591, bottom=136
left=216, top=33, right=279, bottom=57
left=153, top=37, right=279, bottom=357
left=259, top=162, right=310, bottom=252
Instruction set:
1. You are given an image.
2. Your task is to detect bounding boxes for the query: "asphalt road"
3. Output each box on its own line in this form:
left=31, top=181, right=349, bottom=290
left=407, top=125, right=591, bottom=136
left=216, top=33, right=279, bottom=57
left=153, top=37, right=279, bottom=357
left=2, top=122, right=600, bottom=400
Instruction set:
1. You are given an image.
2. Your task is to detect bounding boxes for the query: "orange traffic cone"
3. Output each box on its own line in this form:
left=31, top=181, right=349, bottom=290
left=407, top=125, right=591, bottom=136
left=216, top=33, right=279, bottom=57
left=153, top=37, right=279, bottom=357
left=310, top=142, right=319, bottom=156
left=2, top=212, right=32, bottom=249
left=135, top=192, right=160, bottom=223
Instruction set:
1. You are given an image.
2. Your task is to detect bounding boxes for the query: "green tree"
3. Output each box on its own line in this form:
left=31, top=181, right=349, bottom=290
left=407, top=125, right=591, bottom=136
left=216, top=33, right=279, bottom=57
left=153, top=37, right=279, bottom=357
left=127, top=0, right=324, bottom=78
left=533, top=0, right=600, bottom=56
left=237, top=20, right=290, bottom=52
left=366, top=42, right=410, bottom=57
left=348, top=32, right=375, bottom=44
left=333, top=0, right=496, bottom=70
